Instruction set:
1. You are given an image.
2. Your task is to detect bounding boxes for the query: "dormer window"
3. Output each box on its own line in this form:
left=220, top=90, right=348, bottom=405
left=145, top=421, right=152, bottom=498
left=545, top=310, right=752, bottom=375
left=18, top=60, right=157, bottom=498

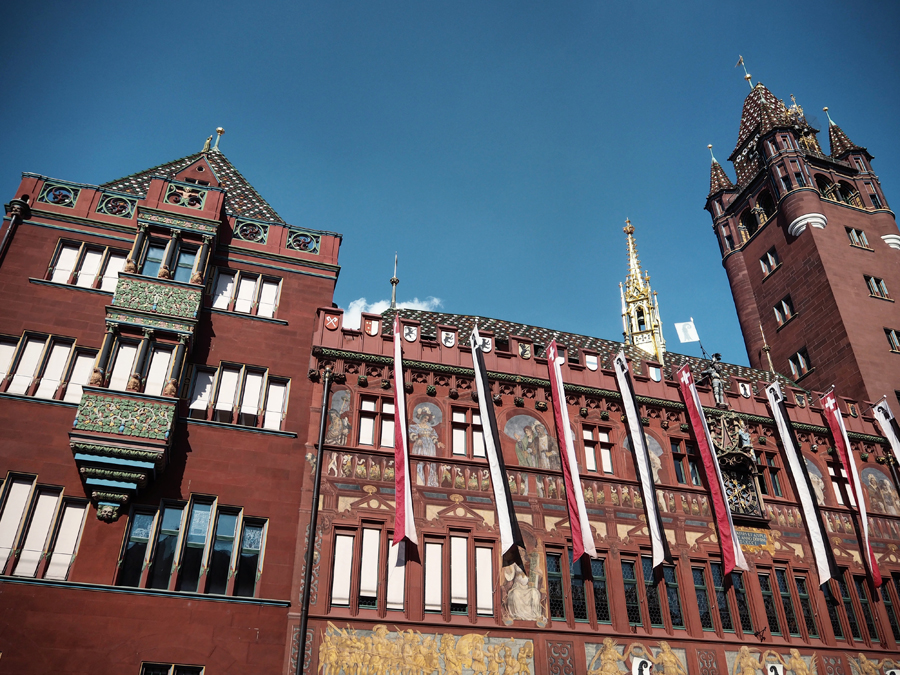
left=183, top=178, right=210, bottom=186
left=854, top=157, right=865, bottom=172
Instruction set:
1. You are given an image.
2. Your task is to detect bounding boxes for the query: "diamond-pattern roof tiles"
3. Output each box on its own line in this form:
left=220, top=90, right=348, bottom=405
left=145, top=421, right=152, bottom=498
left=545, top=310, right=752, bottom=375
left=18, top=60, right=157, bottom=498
left=828, top=122, right=864, bottom=160
left=101, top=150, right=285, bottom=224
left=384, top=308, right=799, bottom=390
left=709, top=159, right=735, bottom=197
left=730, top=84, right=791, bottom=186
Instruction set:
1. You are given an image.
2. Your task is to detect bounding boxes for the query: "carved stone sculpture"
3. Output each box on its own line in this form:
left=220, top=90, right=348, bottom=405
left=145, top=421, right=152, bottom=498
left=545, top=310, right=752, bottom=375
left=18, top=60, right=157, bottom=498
left=89, top=368, right=103, bottom=386
left=701, top=353, right=728, bottom=408
left=162, top=378, right=178, bottom=397
left=123, top=257, right=137, bottom=274
left=126, top=373, right=142, bottom=392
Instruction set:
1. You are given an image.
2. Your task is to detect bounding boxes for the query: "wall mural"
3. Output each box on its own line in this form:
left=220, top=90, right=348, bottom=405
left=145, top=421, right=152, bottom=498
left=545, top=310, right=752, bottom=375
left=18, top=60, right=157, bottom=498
left=860, top=467, right=900, bottom=516
left=622, top=436, right=664, bottom=484
left=500, top=528, right=548, bottom=626
left=804, top=459, right=826, bottom=506
left=584, top=639, right=687, bottom=675
left=318, top=624, right=534, bottom=675
left=325, top=389, right=352, bottom=446
left=724, top=649, right=898, bottom=675
left=504, top=414, right=560, bottom=470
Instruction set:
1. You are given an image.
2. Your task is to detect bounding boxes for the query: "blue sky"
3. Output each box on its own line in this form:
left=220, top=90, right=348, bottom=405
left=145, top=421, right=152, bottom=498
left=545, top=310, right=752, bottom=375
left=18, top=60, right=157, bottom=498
left=2, top=1, right=898, bottom=366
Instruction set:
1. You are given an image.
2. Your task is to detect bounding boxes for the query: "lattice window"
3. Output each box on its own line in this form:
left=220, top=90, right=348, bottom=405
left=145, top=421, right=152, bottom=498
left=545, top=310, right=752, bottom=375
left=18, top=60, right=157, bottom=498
left=854, top=576, right=880, bottom=642
left=759, top=573, right=782, bottom=635
left=836, top=575, right=863, bottom=640
left=568, top=550, right=589, bottom=621
left=775, top=569, right=801, bottom=636
left=710, top=563, right=735, bottom=632
left=795, top=575, right=818, bottom=638
left=693, top=567, right=715, bottom=630
left=547, top=553, right=565, bottom=620
left=883, top=574, right=900, bottom=641
left=621, top=560, right=642, bottom=625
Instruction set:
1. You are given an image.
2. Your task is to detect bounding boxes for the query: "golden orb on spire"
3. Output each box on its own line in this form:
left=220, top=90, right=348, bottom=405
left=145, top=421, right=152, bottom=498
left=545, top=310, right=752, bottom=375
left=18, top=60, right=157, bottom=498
left=624, top=218, right=634, bottom=235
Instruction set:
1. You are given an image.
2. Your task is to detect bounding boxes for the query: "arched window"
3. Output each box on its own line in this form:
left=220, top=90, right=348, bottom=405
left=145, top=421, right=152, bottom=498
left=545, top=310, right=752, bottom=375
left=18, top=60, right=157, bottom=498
left=815, top=174, right=835, bottom=199
left=741, top=209, right=758, bottom=238
left=837, top=181, right=860, bottom=206
left=636, top=308, right=646, bottom=331
left=757, top=191, right=776, bottom=220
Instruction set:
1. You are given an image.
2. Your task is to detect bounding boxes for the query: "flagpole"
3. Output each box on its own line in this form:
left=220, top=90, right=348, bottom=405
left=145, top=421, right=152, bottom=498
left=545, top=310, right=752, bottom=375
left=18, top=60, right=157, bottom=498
left=296, top=366, right=333, bottom=675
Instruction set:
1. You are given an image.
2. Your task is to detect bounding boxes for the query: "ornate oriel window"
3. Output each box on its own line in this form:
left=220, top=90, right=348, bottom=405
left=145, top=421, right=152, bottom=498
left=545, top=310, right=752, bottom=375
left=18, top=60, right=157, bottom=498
left=708, top=412, right=764, bottom=518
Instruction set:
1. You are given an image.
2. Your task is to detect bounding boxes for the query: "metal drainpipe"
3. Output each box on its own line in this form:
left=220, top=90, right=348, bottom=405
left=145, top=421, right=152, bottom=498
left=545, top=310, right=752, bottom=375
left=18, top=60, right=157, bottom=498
left=0, top=197, right=32, bottom=266
left=296, top=366, right=332, bottom=675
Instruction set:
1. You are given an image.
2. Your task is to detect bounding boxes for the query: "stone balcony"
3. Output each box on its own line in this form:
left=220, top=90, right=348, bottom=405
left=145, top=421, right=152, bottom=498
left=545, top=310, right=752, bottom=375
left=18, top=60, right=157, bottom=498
left=69, top=387, right=177, bottom=521
left=107, top=272, right=202, bottom=335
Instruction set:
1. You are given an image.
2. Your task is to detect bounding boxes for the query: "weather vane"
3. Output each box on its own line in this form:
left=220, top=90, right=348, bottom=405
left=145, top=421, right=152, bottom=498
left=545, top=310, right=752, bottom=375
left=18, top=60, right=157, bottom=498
left=735, top=56, right=753, bottom=89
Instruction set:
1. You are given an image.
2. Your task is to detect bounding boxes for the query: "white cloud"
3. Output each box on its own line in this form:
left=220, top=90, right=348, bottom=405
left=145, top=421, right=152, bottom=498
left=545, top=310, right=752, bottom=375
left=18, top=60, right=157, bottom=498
left=342, top=296, right=442, bottom=330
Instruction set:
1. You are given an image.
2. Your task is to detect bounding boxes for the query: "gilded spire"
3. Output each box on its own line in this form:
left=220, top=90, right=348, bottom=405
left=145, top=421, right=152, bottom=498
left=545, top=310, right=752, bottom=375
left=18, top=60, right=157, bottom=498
left=620, top=220, right=665, bottom=364
left=708, top=144, right=735, bottom=197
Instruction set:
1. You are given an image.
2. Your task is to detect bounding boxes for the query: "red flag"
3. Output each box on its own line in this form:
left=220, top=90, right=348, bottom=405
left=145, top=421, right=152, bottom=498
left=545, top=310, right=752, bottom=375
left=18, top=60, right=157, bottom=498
left=676, top=364, right=748, bottom=574
left=822, top=390, right=881, bottom=587
left=546, top=340, right=596, bottom=561
left=392, top=314, right=417, bottom=554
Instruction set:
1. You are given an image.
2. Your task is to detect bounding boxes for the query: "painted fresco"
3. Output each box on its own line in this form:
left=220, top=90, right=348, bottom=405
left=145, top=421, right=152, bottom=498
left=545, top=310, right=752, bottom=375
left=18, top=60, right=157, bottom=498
left=847, top=653, right=899, bottom=675
left=584, top=640, right=687, bottom=675
left=623, top=435, right=664, bottom=483
left=325, top=389, right=352, bottom=446
left=500, top=528, right=548, bottom=626
left=318, top=624, right=533, bottom=674
left=723, top=648, right=876, bottom=675
left=805, top=459, right=826, bottom=506
left=861, top=467, right=900, bottom=515
left=410, top=402, right=443, bottom=456
left=503, top=414, right=559, bottom=470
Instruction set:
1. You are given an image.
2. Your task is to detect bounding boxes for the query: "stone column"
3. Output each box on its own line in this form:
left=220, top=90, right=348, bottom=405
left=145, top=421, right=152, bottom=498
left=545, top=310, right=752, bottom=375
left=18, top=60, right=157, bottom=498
left=158, top=230, right=180, bottom=280
left=127, top=223, right=148, bottom=274
left=128, top=329, right=153, bottom=391
left=164, top=335, right=188, bottom=397
left=93, top=324, right=119, bottom=387
left=191, top=235, right=212, bottom=285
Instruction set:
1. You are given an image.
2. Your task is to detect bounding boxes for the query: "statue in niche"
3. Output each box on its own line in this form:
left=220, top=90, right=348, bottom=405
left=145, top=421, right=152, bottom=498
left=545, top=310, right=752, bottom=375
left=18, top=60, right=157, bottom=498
left=711, top=411, right=764, bottom=518
left=700, top=353, right=728, bottom=408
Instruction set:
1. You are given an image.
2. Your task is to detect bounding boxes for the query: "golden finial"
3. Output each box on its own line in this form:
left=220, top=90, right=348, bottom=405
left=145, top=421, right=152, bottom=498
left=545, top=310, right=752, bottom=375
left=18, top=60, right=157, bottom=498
left=624, top=218, right=634, bottom=235
left=708, top=144, right=717, bottom=163
left=823, top=106, right=835, bottom=126
left=212, top=127, right=224, bottom=151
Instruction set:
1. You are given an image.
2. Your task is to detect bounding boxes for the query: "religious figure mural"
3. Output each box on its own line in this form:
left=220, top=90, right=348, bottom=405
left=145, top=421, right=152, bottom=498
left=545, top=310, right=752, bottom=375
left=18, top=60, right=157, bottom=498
left=804, top=459, right=827, bottom=506
left=317, top=624, right=533, bottom=675
left=324, top=389, right=351, bottom=446
left=504, top=414, right=559, bottom=469
left=500, top=529, right=547, bottom=626
left=623, top=435, right=664, bottom=484
left=409, top=402, right=443, bottom=485
left=861, top=467, right=900, bottom=516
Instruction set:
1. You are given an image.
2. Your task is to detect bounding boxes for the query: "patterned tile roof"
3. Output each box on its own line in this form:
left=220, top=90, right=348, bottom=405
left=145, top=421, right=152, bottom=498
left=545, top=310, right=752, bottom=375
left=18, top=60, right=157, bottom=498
left=384, top=308, right=799, bottom=390
left=708, top=159, right=735, bottom=197
left=828, top=121, right=864, bottom=160
left=730, top=83, right=791, bottom=186
left=100, top=150, right=285, bottom=224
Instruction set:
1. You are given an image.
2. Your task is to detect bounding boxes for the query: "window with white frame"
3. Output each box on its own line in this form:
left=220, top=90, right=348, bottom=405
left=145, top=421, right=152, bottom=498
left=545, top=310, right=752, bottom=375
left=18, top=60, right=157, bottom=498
left=847, top=228, right=870, bottom=248
left=421, top=535, right=494, bottom=618
left=117, top=497, right=266, bottom=597
left=865, top=276, right=890, bottom=300
left=788, top=348, right=812, bottom=379
left=582, top=426, right=613, bottom=474
left=48, top=241, right=128, bottom=291
left=210, top=269, right=282, bottom=318
left=451, top=408, right=485, bottom=458
left=188, top=365, right=288, bottom=430
left=0, top=475, right=87, bottom=580
left=887, top=329, right=900, bottom=353
left=329, top=526, right=406, bottom=611
left=774, top=295, right=795, bottom=326
left=1, top=334, right=96, bottom=402
left=759, top=247, right=780, bottom=276
left=139, top=239, right=198, bottom=283
left=358, top=397, right=395, bottom=448
left=106, top=338, right=174, bottom=396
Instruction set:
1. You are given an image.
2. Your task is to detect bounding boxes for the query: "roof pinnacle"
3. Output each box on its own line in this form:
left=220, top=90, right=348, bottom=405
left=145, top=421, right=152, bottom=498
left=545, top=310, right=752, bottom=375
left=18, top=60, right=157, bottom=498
left=735, top=55, right=753, bottom=89
left=823, top=106, right=835, bottom=126
left=212, top=127, right=224, bottom=152
left=390, top=253, right=399, bottom=310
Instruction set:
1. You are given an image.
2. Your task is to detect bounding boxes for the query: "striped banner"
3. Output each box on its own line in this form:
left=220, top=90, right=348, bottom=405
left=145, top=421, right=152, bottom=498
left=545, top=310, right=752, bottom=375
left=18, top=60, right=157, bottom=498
left=613, top=350, right=668, bottom=568
left=471, top=327, right=525, bottom=568
left=766, top=382, right=832, bottom=585
left=822, top=390, right=881, bottom=587
left=874, top=397, right=900, bottom=468
left=391, top=314, right=418, bottom=564
left=676, top=364, right=748, bottom=574
left=546, top=340, right=597, bottom=561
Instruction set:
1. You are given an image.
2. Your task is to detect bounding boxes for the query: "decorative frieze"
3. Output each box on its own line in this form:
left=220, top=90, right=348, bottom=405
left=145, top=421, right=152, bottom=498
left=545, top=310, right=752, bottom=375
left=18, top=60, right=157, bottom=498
left=111, top=275, right=201, bottom=320
left=96, top=193, right=137, bottom=218
left=164, top=182, right=207, bottom=210
left=38, top=181, right=80, bottom=208
left=234, top=219, right=269, bottom=244
left=105, top=310, right=195, bottom=334
left=73, top=390, right=175, bottom=440
left=286, top=228, right=321, bottom=254
left=137, top=207, right=219, bottom=235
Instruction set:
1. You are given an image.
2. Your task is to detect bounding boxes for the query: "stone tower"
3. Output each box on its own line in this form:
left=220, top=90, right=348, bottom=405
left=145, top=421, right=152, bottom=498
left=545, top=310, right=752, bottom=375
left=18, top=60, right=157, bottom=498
left=705, top=82, right=900, bottom=404
left=619, top=219, right=666, bottom=364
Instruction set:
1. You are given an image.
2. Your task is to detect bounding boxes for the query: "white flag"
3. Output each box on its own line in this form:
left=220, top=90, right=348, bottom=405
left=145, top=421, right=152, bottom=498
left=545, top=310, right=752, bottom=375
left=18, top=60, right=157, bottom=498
left=674, top=320, right=700, bottom=344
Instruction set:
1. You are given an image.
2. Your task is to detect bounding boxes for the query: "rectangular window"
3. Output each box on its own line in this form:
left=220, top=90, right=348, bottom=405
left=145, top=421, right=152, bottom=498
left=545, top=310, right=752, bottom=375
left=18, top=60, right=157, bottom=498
left=187, top=365, right=288, bottom=429
left=475, top=546, right=493, bottom=615
left=847, top=228, right=870, bottom=248
left=452, top=411, right=467, bottom=456
left=759, top=572, right=782, bottom=635
left=788, top=348, right=812, bottom=379
left=663, top=564, right=685, bottom=629
left=188, top=369, right=215, bottom=419
left=144, top=347, right=173, bottom=397
left=450, top=408, right=484, bottom=458
left=386, top=541, right=406, bottom=610
left=48, top=242, right=128, bottom=291
left=63, top=351, right=96, bottom=403
left=711, top=562, right=736, bottom=632
left=234, top=520, right=264, bottom=597
left=865, top=276, right=890, bottom=299
left=177, top=501, right=213, bottom=592
left=0, top=478, right=35, bottom=570
left=7, top=337, right=46, bottom=395
left=693, top=567, right=715, bottom=630
left=671, top=440, right=702, bottom=486
left=209, top=269, right=282, bottom=318
left=330, top=534, right=354, bottom=606
left=547, top=552, right=565, bottom=620
left=621, top=559, right=642, bottom=625
left=774, top=296, right=795, bottom=326
left=827, top=463, right=856, bottom=506
left=854, top=576, right=879, bottom=642
left=206, top=511, right=238, bottom=595
left=148, top=505, right=185, bottom=589
left=778, top=164, right=791, bottom=191
left=173, top=248, right=197, bottom=284
left=791, top=160, right=806, bottom=187
left=450, top=536, right=468, bottom=613
left=760, top=247, right=780, bottom=276
left=755, top=450, right=784, bottom=497
left=12, top=489, right=60, bottom=577
left=108, top=342, right=138, bottom=391
left=119, top=511, right=156, bottom=587
left=358, top=397, right=394, bottom=448
left=887, top=329, right=900, bottom=353
left=795, top=575, right=818, bottom=638
left=141, top=665, right=204, bottom=675
left=583, top=428, right=612, bottom=474
left=358, top=528, right=381, bottom=608
left=33, top=341, right=72, bottom=399
left=775, top=568, right=801, bottom=636
left=424, top=542, right=443, bottom=612
left=591, top=558, right=611, bottom=623
left=263, top=380, right=288, bottom=431
left=836, top=575, right=863, bottom=640
left=44, top=501, right=87, bottom=580
left=141, top=243, right=167, bottom=278
left=824, top=582, right=845, bottom=640
left=238, top=370, right=264, bottom=426
left=569, top=549, right=589, bottom=622
left=865, top=183, right=882, bottom=209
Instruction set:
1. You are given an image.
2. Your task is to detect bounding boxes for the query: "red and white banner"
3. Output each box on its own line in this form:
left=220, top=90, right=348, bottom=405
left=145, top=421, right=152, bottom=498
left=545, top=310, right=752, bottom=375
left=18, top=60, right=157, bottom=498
left=822, top=390, right=881, bottom=587
left=391, top=314, right=417, bottom=562
left=546, top=341, right=597, bottom=561
left=676, top=364, right=748, bottom=574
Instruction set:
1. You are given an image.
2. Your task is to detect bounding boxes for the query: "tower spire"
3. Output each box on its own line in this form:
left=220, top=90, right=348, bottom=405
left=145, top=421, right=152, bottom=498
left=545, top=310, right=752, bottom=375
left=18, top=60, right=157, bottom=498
left=390, top=253, right=399, bottom=310
left=823, top=107, right=865, bottom=159
left=708, top=144, right=735, bottom=196
left=620, top=220, right=666, bottom=364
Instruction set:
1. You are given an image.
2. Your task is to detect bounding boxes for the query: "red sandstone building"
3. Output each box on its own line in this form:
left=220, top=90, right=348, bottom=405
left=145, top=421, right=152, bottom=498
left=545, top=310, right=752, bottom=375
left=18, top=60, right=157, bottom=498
left=0, top=82, right=899, bottom=675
